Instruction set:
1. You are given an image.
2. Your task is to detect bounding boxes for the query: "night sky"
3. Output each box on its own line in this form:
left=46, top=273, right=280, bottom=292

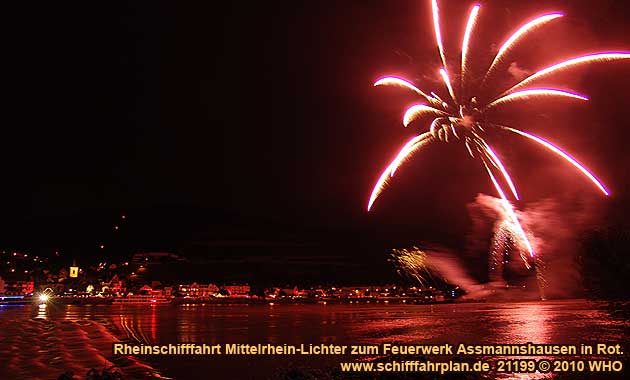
left=4, top=1, right=630, bottom=279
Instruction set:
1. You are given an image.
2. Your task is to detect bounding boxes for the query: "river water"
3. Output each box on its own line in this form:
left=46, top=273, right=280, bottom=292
left=0, top=299, right=628, bottom=380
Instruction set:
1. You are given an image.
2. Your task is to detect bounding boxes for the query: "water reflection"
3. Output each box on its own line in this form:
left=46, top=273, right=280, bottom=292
left=494, top=302, right=552, bottom=343
left=492, top=303, right=554, bottom=380
left=0, top=300, right=624, bottom=380
left=35, top=303, right=47, bottom=319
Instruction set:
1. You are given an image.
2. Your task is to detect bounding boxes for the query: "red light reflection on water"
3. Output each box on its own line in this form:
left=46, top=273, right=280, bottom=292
left=492, top=303, right=553, bottom=380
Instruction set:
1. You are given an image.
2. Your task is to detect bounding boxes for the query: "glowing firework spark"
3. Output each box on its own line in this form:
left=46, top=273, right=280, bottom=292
left=375, top=77, right=430, bottom=98
left=439, top=68, right=457, bottom=104
left=490, top=221, right=531, bottom=277
left=499, top=126, right=609, bottom=196
left=367, top=0, right=627, bottom=264
left=389, top=133, right=434, bottom=176
left=477, top=140, right=520, bottom=200
left=503, top=53, right=630, bottom=95
left=485, top=88, right=588, bottom=110
left=481, top=159, right=534, bottom=257
left=403, top=104, right=447, bottom=127
left=367, top=133, right=433, bottom=212
left=374, top=76, right=441, bottom=106
left=483, top=13, right=564, bottom=82
left=431, top=0, right=447, bottom=70
left=461, top=4, right=480, bottom=85
left=390, top=247, right=439, bottom=287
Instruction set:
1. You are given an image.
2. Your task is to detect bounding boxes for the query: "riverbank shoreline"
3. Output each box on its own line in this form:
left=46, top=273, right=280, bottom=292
left=30, top=295, right=466, bottom=306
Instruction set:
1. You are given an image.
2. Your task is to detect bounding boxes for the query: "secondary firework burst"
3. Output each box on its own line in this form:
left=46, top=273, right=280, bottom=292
left=390, top=247, right=442, bottom=287
left=368, top=0, right=630, bottom=267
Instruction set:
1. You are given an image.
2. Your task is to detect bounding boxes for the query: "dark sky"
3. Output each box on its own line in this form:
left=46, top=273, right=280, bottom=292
left=4, top=0, right=630, bottom=264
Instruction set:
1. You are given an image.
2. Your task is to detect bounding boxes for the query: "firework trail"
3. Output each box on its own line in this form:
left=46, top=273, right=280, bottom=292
left=502, top=53, right=630, bottom=95
left=403, top=104, right=447, bottom=127
left=489, top=222, right=514, bottom=281
left=484, top=89, right=588, bottom=110
left=481, top=158, right=534, bottom=258
left=368, top=0, right=629, bottom=270
left=431, top=0, right=447, bottom=70
left=368, top=133, right=434, bottom=211
left=439, top=68, right=457, bottom=104
left=482, top=13, right=564, bottom=84
left=499, top=126, right=609, bottom=196
left=475, top=138, right=519, bottom=200
left=461, top=4, right=480, bottom=88
left=374, top=76, right=435, bottom=103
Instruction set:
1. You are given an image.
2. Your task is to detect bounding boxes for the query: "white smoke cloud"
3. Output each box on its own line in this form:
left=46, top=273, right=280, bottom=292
left=465, top=193, right=603, bottom=299
left=507, top=61, right=532, bottom=81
